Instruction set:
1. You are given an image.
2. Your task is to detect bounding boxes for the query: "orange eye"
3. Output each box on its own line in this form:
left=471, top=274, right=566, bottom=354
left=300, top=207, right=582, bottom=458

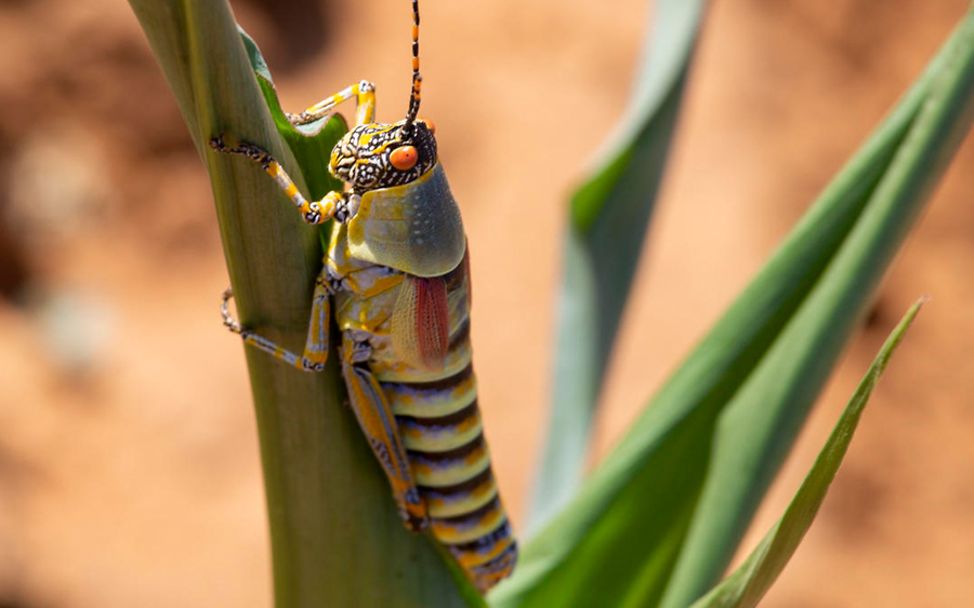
left=390, top=145, right=419, bottom=171
left=420, top=118, right=436, bottom=134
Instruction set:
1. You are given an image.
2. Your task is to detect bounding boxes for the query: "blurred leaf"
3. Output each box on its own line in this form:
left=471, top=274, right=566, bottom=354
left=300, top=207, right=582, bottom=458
left=128, top=1, right=476, bottom=606
left=659, top=13, right=974, bottom=607
left=690, top=299, right=924, bottom=608
left=494, top=8, right=974, bottom=608
left=529, top=0, right=709, bottom=532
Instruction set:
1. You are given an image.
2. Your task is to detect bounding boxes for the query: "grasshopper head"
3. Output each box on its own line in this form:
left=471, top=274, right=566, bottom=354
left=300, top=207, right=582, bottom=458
left=329, top=119, right=437, bottom=192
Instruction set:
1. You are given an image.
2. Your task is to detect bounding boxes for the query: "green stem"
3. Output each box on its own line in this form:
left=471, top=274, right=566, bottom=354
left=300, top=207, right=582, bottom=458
left=128, top=1, right=477, bottom=606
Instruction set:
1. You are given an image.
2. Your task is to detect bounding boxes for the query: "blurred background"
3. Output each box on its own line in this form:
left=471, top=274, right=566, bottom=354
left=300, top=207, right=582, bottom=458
left=0, top=0, right=972, bottom=606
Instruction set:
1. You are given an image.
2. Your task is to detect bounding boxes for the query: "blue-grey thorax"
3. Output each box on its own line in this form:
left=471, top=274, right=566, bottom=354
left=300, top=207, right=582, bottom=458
left=347, top=164, right=466, bottom=278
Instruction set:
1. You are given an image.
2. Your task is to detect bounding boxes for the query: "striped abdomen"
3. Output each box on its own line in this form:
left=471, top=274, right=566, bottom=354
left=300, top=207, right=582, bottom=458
left=382, top=362, right=517, bottom=591
left=328, top=220, right=516, bottom=590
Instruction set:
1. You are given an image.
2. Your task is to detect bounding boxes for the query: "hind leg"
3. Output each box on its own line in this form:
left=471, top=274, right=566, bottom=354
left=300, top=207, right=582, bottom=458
left=341, top=331, right=428, bottom=530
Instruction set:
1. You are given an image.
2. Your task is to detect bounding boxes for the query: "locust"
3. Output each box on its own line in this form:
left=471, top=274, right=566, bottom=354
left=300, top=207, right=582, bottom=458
left=210, top=0, right=516, bottom=593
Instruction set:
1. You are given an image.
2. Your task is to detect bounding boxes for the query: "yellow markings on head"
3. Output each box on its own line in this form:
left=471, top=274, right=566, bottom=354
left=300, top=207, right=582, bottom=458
left=354, top=125, right=400, bottom=160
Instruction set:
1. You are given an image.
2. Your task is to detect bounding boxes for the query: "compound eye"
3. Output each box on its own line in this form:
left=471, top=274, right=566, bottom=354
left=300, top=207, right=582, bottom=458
left=420, top=118, right=436, bottom=134
left=390, top=145, right=419, bottom=171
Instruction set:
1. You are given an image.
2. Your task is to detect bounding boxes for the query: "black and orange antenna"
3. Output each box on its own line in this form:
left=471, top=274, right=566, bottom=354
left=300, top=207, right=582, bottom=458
left=404, top=0, right=422, bottom=132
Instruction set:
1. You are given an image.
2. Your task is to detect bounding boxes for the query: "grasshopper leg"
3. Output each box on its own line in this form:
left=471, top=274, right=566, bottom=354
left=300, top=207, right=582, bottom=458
left=341, top=331, right=428, bottom=530
left=220, top=270, right=331, bottom=372
left=221, top=274, right=428, bottom=529
left=208, top=80, right=376, bottom=224
left=287, top=80, right=376, bottom=127
left=209, top=136, right=346, bottom=225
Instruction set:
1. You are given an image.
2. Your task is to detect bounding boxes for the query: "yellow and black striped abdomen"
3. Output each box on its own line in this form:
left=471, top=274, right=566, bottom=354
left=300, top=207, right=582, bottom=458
left=383, top=363, right=517, bottom=590
left=328, top=221, right=516, bottom=590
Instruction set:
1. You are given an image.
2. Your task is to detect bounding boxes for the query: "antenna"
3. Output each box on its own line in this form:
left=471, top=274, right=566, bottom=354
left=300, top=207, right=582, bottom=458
left=404, top=0, right=422, bottom=132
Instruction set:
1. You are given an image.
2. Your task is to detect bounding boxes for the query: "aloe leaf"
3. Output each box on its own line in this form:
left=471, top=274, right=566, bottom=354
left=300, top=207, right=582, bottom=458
left=128, top=1, right=477, bottom=606
left=690, top=300, right=923, bottom=608
left=658, top=13, right=974, bottom=607
left=493, top=8, right=974, bottom=608
left=528, top=0, right=709, bottom=532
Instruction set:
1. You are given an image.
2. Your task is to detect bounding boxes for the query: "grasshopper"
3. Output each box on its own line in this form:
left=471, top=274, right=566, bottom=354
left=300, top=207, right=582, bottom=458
left=210, top=0, right=516, bottom=593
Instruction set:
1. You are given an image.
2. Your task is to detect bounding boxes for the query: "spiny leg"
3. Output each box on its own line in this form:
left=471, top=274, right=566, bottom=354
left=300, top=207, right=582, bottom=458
left=220, top=271, right=331, bottom=372
left=209, top=136, right=348, bottom=224
left=341, top=331, right=428, bottom=531
left=222, top=276, right=429, bottom=529
left=286, top=80, right=376, bottom=127
left=209, top=79, right=378, bottom=223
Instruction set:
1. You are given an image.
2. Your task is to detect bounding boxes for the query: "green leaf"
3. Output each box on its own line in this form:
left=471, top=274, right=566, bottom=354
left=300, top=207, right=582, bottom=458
left=690, top=299, right=924, bottom=608
left=238, top=27, right=348, bottom=201
left=528, top=0, right=709, bottom=532
left=658, top=13, right=974, bottom=607
left=128, top=1, right=477, bottom=606
left=493, top=8, right=974, bottom=608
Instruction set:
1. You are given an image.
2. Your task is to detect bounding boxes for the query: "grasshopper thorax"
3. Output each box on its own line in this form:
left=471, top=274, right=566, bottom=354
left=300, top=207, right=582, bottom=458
left=329, top=119, right=437, bottom=193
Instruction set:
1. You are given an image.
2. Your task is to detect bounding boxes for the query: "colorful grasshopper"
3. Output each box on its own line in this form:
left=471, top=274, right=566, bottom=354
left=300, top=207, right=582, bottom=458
left=210, top=0, right=516, bottom=593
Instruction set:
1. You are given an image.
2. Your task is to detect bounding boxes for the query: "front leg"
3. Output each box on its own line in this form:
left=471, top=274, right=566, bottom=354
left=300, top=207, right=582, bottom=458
left=287, top=79, right=376, bottom=127
left=209, top=136, right=346, bottom=225
left=209, top=79, right=376, bottom=224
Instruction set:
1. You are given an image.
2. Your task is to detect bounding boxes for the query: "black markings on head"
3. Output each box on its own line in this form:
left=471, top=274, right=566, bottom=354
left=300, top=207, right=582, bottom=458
left=329, top=119, right=436, bottom=192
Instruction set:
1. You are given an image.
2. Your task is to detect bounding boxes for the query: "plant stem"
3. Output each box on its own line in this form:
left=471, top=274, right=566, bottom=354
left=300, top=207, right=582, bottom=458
left=128, top=1, right=476, bottom=605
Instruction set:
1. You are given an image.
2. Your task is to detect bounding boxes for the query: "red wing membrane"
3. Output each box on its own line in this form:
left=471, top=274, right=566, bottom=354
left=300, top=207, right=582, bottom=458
left=392, top=275, right=450, bottom=370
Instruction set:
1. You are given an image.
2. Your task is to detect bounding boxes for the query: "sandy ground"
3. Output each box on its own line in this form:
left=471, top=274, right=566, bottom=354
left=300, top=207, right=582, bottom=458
left=0, top=0, right=972, bottom=606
